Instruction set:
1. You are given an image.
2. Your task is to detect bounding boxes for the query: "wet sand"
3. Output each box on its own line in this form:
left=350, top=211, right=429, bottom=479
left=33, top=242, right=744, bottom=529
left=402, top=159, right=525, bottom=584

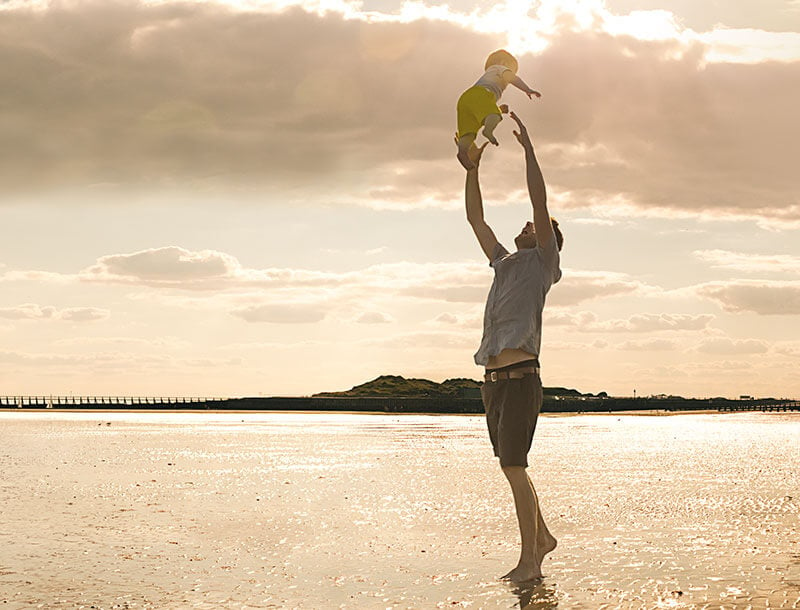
left=1, top=411, right=798, bottom=609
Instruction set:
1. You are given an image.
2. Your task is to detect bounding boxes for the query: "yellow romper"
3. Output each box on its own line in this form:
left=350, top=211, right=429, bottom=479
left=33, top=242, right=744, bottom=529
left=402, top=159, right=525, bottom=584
left=456, top=64, right=511, bottom=138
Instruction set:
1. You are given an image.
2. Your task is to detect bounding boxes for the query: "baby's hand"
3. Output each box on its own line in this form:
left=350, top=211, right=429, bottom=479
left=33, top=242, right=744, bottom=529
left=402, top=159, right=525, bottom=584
left=527, top=89, right=542, bottom=99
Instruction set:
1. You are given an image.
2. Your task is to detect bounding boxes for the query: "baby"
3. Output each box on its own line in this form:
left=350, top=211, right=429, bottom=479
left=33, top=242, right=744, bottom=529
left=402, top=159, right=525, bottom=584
left=456, top=49, right=540, bottom=170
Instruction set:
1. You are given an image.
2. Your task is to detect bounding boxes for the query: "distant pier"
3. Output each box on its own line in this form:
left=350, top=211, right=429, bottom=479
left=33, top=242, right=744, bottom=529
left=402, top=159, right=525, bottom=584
left=716, top=400, right=799, bottom=413
left=0, top=396, right=223, bottom=409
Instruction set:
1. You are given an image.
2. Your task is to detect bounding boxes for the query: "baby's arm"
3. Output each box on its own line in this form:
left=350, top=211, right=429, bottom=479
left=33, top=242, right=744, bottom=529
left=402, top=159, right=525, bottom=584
left=505, top=71, right=541, bottom=99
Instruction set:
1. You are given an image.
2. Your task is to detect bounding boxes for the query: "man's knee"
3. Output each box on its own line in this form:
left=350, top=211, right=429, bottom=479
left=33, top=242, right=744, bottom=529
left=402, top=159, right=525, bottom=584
left=501, top=465, right=526, bottom=480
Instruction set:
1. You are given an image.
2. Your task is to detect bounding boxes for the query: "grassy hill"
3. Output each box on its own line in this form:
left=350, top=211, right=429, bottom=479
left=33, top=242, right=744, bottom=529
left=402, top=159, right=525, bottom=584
left=314, top=375, right=480, bottom=398
left=313, top=375, right=587, bottom=398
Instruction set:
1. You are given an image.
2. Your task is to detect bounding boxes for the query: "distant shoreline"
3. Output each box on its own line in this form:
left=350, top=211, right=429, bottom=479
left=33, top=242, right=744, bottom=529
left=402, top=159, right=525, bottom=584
left=2, top=394, right=798, bottom=415
left=0, top=408, right=751, bottom=417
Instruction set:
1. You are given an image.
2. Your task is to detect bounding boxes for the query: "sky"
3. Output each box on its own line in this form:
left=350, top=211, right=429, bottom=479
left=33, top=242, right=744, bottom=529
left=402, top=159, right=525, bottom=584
left=1, top=0, right=799, bottom=399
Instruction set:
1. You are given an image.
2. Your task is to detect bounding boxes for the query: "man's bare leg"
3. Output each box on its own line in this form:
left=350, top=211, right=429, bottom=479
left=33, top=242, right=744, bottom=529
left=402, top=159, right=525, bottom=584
left=500, top=466, right=556, bottom=582
left=529, top=474, right=557, bottom=564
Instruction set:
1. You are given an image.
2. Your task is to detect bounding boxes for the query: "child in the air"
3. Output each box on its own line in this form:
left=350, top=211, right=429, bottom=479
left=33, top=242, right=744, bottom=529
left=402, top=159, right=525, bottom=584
left=456, top=49, right=540, bottom=170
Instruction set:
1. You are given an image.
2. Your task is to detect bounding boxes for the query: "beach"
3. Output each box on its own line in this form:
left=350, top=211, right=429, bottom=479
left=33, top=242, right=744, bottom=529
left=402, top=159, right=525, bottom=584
left=1, top=410, right=798, bottom=609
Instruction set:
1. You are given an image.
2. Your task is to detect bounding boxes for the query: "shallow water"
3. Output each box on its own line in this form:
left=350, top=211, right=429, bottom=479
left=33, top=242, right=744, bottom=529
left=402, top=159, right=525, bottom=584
left=1, top=410, right=798, bottom=609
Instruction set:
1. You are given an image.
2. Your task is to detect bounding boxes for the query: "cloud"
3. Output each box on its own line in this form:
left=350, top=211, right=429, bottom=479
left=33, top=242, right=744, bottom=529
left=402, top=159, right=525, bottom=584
left=619, top=338, right=679, bottom=351
left=775, top=343, right=800, bottom=358
left=548, top=338, right=609, bottom=350
left=0, top=304, right=109, bottom=321
left=58, top=307, right=111, bottom=322
left=0, top=304, right=57, bottom=319
left=693, top=249, right=800, bottom=274
left=354, top=311, right=394, bottom=324
left=696, top=280, right=800, bottom=314
left=0, top=349, right=168, bottom=368
left=75, top=247, right=493, bottom=305
left=426, top=311, right=483, bottom=328
left=53, top=336, right=188, bottom=348
left=547, top=271, right=649, bottom=306
left=694, top=337, right=769, bottom=355
left=231, top=303, right=327, bottom=324
left=545, top=310, right=714, bottom=332
left=362, top=330, right=477, bottom=350
left=0, top=348, right=237, bottom=373
left=0, top=2, right=797, bottom=224
left=83, top=246, right=241, bottom=285
left=595, top=313, right=715, bottom=332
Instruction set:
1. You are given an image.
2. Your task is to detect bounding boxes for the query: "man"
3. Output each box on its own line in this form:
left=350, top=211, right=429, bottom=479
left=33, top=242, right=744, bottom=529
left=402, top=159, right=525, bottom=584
left=463, top=111, right=563, bottom=582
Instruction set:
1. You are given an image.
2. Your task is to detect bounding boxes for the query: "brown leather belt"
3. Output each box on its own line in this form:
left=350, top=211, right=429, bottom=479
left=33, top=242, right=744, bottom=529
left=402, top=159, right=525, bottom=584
left=484, top=366, right=540, bottom=382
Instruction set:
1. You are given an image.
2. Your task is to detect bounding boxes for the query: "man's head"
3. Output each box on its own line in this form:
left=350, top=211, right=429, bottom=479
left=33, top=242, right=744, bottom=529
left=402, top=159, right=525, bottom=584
left=514, top=218, right=564, bottom=251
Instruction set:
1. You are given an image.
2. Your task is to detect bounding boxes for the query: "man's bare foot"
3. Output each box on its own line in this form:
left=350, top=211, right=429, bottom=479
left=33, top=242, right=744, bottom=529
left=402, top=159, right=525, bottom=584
left=457, top=148, right=475, bottom=170
left=537, top=533, right=557, bottom=565
left=501, top=562, right=543, bottom=583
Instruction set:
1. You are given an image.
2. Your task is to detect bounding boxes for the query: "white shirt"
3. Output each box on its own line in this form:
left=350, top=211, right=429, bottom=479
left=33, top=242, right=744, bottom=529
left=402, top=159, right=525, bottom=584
left=473, top=64, right=512, bottom=100
left=474, top=240, right=562, bottom=366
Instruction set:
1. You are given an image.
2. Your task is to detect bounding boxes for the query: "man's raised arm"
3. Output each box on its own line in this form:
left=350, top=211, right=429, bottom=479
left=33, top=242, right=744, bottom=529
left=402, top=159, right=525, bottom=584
left=510, top=111, right=554, bottom=252
left=464, top=142, right=499, bottom=261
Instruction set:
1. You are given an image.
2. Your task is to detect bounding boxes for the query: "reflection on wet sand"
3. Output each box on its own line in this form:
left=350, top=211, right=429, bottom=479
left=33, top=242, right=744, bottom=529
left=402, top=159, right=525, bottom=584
left=0, top=411, right=798, bottom=608
left=513, top=579, right=559, bottom=609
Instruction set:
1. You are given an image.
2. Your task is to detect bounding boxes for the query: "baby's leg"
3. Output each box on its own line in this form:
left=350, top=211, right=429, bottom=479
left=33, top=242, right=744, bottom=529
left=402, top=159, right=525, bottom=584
left=482, top=113, right=503, bottom=145
left=457, top=132, right=477, bottom=170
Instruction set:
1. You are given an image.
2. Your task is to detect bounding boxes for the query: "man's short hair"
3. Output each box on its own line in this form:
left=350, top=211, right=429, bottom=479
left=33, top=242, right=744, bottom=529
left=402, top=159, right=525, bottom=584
left=551, top=217, right=564, bottom=251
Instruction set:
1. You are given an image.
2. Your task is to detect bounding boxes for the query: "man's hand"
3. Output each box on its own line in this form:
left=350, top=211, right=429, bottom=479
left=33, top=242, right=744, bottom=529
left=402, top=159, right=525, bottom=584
left=454, top=134, right=489, bottom=170
left=509, top=111, right=533, bottom=151
left=467, top=141, right=489, bottom=167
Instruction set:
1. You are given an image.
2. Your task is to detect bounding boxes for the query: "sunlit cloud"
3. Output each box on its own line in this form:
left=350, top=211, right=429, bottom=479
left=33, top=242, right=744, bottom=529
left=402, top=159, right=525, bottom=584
left=694, top=337, right=770, bottom=355
left=0, top=304, right=109, bottom=322
left=547, top=270, right=652, bottom=306
left=693, top=250, right=800, bottom=274
left=361, top=330, right=477, bottom=350
left=231, top=303, right=327, bottom=324
left=696, top=280, right=800, bottom=315
left=354, top=311, right=394, bottom=324
left=546, top=311, right=715, bottom=333
left=618, top=338, right=679, bottom=351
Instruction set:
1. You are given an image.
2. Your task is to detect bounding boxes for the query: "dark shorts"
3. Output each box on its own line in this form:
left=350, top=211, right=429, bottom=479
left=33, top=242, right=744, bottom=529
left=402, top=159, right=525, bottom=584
left=480, top=360, right=543, bottom=468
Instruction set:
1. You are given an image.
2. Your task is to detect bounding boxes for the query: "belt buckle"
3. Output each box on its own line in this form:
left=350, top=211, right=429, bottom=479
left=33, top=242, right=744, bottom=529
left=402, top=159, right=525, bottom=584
left=490, top=371, right=498, bottom=382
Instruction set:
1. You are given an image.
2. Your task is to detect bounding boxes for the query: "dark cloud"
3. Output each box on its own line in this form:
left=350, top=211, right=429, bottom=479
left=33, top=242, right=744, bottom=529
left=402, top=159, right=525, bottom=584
left=0, top=2, right=797, bottom=221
